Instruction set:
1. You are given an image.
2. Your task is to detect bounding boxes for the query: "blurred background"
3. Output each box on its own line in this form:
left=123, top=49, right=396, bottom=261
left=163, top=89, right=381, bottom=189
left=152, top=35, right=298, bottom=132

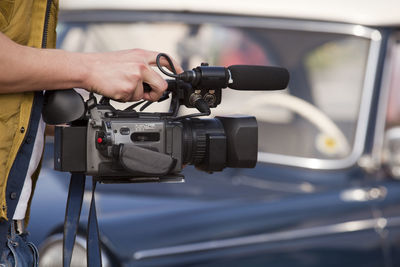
left=30, top=1, right=400, bottom=266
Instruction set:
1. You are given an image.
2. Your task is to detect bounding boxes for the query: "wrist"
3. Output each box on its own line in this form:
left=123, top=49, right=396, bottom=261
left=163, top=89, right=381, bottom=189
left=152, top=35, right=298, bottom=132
left=36, top=49, right=91, bottom=90
left=73, top=52, right=92, bottom=90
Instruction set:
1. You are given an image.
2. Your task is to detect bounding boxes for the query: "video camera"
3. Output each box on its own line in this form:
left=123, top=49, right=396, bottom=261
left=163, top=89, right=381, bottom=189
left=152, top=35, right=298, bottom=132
left=43, top=54, right=289, bottom=182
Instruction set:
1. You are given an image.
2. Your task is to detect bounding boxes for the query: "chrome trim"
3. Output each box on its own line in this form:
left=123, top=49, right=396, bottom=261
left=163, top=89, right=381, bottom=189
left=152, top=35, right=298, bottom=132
left=371, top=35, right=399, bottom=166
left=232, top=175, right=316, bottom=193
left=60, top=12, right=383, bottom=170
left=133, top=216, right=400, bottom=260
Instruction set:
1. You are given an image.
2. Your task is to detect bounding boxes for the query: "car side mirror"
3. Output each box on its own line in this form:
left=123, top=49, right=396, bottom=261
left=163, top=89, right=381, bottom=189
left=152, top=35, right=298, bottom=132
left=382, top=127, right=400, bottom=178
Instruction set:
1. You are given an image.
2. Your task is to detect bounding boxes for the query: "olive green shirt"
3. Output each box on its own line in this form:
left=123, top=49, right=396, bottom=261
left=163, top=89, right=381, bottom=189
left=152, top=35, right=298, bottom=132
left=0, top=0, right=58, bottom=220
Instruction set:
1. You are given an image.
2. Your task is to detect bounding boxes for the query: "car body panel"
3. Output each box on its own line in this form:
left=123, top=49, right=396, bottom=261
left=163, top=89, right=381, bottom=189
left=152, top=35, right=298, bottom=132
left=30, top=146, right=389, bottom=266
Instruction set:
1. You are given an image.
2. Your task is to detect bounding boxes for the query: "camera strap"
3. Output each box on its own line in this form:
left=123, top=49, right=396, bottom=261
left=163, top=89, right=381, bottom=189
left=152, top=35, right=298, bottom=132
left=62, top=147, right=177, bottom=266
left=87, top=179, right=102, bottom=266
left=63, top=173, right=102, bottom=267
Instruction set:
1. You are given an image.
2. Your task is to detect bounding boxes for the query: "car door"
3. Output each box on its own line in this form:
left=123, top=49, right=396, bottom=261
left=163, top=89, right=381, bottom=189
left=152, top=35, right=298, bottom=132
left=374, top=31, right=400, bottom=266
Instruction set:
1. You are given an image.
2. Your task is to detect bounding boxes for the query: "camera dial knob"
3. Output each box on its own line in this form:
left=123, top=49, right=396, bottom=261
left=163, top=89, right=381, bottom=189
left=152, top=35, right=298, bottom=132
left=189, top=93, right=202, bottom=107
left=203, top=93, right=216, bottom=106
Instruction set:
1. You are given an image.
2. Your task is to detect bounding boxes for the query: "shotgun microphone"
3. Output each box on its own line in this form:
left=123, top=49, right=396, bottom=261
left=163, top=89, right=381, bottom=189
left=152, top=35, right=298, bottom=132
left=176, top=65, right=289, bottom=91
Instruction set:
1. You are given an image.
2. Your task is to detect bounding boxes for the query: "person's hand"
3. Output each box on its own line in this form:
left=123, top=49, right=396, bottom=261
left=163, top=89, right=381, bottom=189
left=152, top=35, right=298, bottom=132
left=83, top=49, right=183, bottom=102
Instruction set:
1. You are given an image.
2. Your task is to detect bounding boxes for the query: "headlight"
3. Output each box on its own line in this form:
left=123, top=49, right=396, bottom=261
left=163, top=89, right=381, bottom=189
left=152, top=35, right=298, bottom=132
left=39, top=234, right=111, bottom=267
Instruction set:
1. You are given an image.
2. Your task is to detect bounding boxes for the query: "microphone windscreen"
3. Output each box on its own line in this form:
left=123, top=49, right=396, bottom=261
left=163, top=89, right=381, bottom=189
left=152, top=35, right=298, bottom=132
left=228, top=65, right=289, bottom=90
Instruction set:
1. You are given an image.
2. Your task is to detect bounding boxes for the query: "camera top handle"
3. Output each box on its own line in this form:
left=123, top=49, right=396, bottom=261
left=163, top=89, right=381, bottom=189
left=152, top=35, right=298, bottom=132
left=42, top=53, right=289, bottom=125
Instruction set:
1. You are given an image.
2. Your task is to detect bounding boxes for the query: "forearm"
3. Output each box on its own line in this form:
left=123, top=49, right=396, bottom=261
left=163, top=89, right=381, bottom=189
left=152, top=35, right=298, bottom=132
left=0, top=31, right=182, bottom=102
left=0, top=32, right=88, bottom=93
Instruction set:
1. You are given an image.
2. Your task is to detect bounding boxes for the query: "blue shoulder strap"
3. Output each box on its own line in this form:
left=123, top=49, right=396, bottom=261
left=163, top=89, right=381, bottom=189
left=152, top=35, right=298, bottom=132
left=87, top=179, right=102, bottom=266
left=63, top=173, right=102, bottom=267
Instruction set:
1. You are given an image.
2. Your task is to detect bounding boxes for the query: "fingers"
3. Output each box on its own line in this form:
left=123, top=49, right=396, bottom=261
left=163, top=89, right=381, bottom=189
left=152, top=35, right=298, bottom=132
left=141, top=49, right=184, bottom=74
left=103, top=49, right=181, bottom=103
left=139, top=50, right=183, bottom=102
left=141, top=67, right=168, bottom=102
left=157, top=56, right=184, bottom=74
left=131, top=81, right=144, bottom=102
left=117, top=63, right=167, bottom=103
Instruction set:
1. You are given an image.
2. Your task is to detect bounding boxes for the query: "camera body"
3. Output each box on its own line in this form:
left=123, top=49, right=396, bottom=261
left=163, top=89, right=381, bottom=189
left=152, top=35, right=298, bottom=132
left=53, top=86, right=257, bottom=182
left=45, top=59, right=289, bottom=182
left=55, top=106, right=258, bottom=180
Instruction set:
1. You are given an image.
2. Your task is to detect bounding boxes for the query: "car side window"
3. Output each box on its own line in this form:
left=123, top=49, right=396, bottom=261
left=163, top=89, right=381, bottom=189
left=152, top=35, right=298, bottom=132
left=385, top=39, right=400, bottom=128
left=57, top=21, right=372, bottom=162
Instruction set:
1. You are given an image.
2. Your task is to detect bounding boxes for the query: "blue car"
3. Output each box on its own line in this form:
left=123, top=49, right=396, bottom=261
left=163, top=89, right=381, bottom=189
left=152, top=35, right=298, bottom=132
left=29, top=1, right=400, bottom=266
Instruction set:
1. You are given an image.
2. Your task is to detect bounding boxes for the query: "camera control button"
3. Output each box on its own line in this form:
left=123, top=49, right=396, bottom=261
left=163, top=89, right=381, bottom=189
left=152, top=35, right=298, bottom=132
left=120, top=127, right=130, bottom=135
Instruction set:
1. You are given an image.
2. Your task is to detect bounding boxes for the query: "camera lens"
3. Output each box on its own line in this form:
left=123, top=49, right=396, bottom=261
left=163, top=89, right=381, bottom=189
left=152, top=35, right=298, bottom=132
left=181, top=116, right=258, bottom=171
left=182, top=118, right=224, bottom=166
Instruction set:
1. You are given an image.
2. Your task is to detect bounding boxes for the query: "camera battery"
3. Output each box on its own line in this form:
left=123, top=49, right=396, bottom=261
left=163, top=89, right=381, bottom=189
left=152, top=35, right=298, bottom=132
left=54, top=126, right=87, bottom=172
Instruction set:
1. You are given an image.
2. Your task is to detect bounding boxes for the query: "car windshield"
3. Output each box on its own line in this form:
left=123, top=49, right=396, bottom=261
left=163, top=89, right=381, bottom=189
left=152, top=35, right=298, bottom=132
left=58, top=16, right=377, bottom=167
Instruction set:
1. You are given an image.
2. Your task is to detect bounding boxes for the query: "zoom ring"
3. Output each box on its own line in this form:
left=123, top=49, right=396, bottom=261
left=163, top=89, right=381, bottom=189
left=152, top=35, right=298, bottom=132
left=191, top=124, right=206, bottom=164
